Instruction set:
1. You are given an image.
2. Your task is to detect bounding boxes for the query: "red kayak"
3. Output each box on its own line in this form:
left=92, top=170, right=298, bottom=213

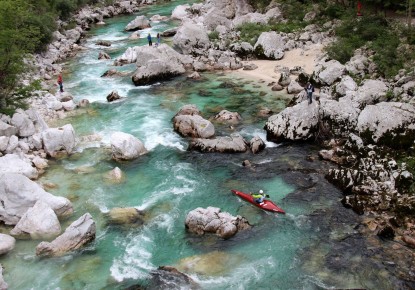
left=231, top=190, right=285, bottom=214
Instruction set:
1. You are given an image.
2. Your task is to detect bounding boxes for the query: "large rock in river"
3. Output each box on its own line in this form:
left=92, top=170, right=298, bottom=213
left=357, top=102, right=415, bottom=148
left=42, top=124, right=76, bottom=157
left=173, top=115, right=215, bottom=138
left=0, top=173, right=73, bottom=225
left=185, top=207, right=251, bottom=239
left=110, top=132, right=147, bottom=160
left=188, top=134, right=249, bottom=153
left=10, top=201, right=61, bottom=240
left=0, top=154, right=38, bottom=179
left=264, top=101, right=319, bottom=142
left=36, top=213, right=96, bottom=257
left=0, top=234, right=15, bottom=255
left=132, top=59, right=186, bottom=86
left=125, top=15, right=150, bottom=31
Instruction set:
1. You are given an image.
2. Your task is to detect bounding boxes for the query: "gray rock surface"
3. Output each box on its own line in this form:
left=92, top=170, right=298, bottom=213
left=213, top=110, right=242, bottom=124
left=0, top=154, right=38, bottom=179
left=10, top=201, right=61, bottom=240
left=0, top=265, right=7, bottom=290
left=185, top=207, right=250, bottom=239
left=357, top=102, right=415, bottom=148
left=36, top=213, right=96, bottom=257
left=254, top=32, right=286, bottom=60
left=173, top=115, right=215, bottom=138
left=110, top=132, right=147, bottom=160
left=0, top=121, right=17, bottom=137
left=11, top=112, right=36, bottom=137
left=173, top=22, right=210, bottom=55
left=315, top=59, right=345, bottom=85
left=250, top=136, right=265, bottom=154
left=0, top=234, right=15, bottom=255
left=188, top=134, right=248, bottom=153
left=125, top=15, right=150, bottom=31
left=41, top=124, right=76, bottom=157
left=0, top=173, right=73, bottom=225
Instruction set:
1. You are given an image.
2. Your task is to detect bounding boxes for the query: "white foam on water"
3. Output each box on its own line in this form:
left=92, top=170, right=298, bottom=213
left=238, top=128, right=280, bottom=148
left=110, top=229, right=155, bottom=282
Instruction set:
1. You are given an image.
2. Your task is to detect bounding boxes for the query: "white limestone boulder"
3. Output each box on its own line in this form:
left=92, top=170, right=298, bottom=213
left=173, top=22, right=210, bottom=55
left=0, top=154, right=37, bottom=179
left=213, top=110, right=242, bottom=124
left=315, top=59, right=345, bottom=86
left=42, top=124, right=76, bottom=157
left=0, top=173, right=73, bottom=225
left=253, top=32, right=286, bottom=60
left=264, top=101, right=319, bottom=142
left=125, top=15, right=151, bottom=31
left=10, top=201, right=61, bottom=240
left=357, top=102, right=415, bottom=148
left=188, top=134, right=249, bottom=153
left=110, top=132, right=147, bottom=160
left=0, top=121, right=17, bottom=137
left=0, top=234, right=15, bottom=255
left=173, top=115, right=215, bottom=138
left=347, top=79, right=389, bottom=109
left=171, top=4, right=190, bottom=20
left=36, top=213, right=96, bottom=257
left=10, top=112, right=35, bottom=137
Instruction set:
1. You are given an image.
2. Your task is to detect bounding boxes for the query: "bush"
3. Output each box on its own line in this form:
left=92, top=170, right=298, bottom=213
left=237, top=22, right=305, bottom=45
left=208, top=31, right=219, bottom=41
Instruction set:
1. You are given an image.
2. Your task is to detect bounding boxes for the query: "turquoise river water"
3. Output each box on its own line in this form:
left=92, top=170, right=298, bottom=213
left=0, top=1, right=410, bottom=289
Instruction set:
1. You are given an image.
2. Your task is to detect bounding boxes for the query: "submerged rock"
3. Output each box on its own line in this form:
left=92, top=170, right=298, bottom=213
left=147, top=266, right=200, bottom=290
left=106, top=207, right=144, bottom=226
left=185, top=207, right=251, bottom=239
left=212, top=110, right=242, bottom=124
left=104, top=167, right=125, bottom=183
left=36, top=213, right=96, bottom=257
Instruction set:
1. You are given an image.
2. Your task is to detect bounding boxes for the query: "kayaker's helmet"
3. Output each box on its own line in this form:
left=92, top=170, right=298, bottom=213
left=259, top=190, right=263, bottom=194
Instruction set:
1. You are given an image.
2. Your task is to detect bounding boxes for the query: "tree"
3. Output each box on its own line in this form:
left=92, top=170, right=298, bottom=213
left=0, top=0, right=46, bottom=115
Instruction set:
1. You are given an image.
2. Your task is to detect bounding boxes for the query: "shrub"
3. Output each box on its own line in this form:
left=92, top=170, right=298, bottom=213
left=208, top=31, right=219, bottom=41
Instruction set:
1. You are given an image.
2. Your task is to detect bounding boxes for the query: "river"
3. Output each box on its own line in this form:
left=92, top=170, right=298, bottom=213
left=0, top=1, right=409, bottom=289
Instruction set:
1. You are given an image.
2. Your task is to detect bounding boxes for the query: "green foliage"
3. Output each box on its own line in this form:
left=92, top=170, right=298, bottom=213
left=208, top=31, right=219, bottom=41
left=237, top=22, right=305, bottom=45
left=247, top=0, right=272, bottom=12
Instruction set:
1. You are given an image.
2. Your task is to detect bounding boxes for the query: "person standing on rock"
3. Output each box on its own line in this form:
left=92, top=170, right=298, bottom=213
left=57, top=74, right=64, bottom=93
left=155, top=33, right=161, bottom=47
left=305, top=82, right=314, bottom=104
left=147, top=33, right=152, bottom=46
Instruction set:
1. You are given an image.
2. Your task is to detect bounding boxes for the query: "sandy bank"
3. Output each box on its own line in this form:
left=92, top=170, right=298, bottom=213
left=235, top=44, right=324, bottom=83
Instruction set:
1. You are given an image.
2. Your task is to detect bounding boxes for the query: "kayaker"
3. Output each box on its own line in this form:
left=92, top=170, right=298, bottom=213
left=251, top=190, right=266, bottom=204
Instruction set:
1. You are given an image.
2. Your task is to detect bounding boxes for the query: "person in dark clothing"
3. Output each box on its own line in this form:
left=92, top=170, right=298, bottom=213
left=147, top=33, right=152, bottom=46
left=156, top=33, right=161, bottom=47
left=305, top=82, right=314, bottom=104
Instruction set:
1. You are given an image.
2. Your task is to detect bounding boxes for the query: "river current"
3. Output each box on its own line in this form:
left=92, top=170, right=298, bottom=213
left=0, top=1, right=407, bottom=289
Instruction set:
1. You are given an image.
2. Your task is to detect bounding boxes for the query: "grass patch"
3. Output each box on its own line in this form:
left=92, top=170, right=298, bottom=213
left=237, top=22, right=306, bottom=45
left=208, top=31, right=219, bottom=41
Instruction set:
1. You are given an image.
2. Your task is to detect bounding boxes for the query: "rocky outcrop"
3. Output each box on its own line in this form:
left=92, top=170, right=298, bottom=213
left=347, top=79, right=389, bottom=109
left=188, top=134, right=249, bottom=153
left=110, top=132, right=147, bottom=160
left=0, top=154, right=38, bottom=179
left=36, top=213, right=96, bottom=257
left=106, top=90, right=123, bottom=102
left=254, top=32, right=286, bottom=60
left=357, top=102, right=415, bottom=148
left=250, top=136, right=265, bottom=154
left=10, top=201, right=61, bottom=240
left=265, top=101, right=319, bottom=142
left=125, top=15, right=150, bottom=31
left=173, top=22, right=210, bottom=55
left=0, top=234, right=15, bottom=255
left=173, top=115, right=215, bottom=139
left=212, top=110, right=242, bottom=124
left=0, top=173, right=73, bottom=225
left=41, top=124, right=76, bottom=157
left=185, top=207, right=250, bottom=239
left=314, top=59, right=345, bottom=86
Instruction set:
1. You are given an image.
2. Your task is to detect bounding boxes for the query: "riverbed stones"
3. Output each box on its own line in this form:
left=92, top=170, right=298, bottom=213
left=173, top=115, right=215, bottom=139
left=189, top=134, right=249, bottom=153
left=110, top=132, right=147, bottom=160
left=36, top=213, right=96, bottom=257
left=0, top=234, right=15, bottom=255
left=0, top=154, right=38, bottom=179
left=125, top=15, right=150, bottom=31
left=10, top=201, right=61, bottom=240
left=0, top=173, right=73, bottom=225
left=41, top=124, right=76, bottom=157
left=98, top=51, right=111, bottom=60
left=185, top=207, right=250, bottom=239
